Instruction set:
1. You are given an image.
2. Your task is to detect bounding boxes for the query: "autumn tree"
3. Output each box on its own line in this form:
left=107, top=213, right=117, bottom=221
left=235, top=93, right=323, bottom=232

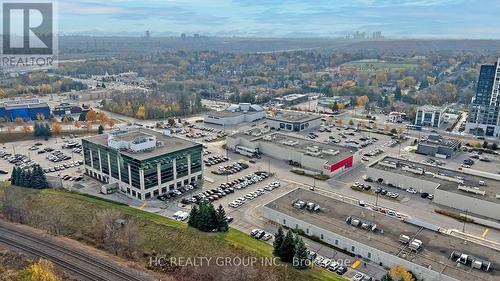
left=108, top=119, right=115, bottom=128
left=62, top=116, right=70, bottom=124
left=136, top=105, right=146, bottom=119
left=74, top=120, right=81, bottom=129
left=397, top=127, right=406, bottom=136
left=85, top=109, right=98, bottom=123
left=15, top=117, right=23, bottom=124
left=384, top=124, right=391, bottom=134
left=356, top=96, right=370, bottom=108
left=97, top=112, right=109, bottom=124
left=22, top=125, right=32, bottom=134
left=26, top=259, right=59, bottom=281
left=51, top=122, right=63, bottom=136
left=36, top=113, right=45, bottom=121
left=375, top=72, right=388, bottom=85
left=388, top=265, right=414, bottom=281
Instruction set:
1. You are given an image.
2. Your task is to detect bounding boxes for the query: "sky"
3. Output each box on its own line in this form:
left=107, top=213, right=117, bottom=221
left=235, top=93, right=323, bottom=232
left=57, top=0, right=500, bottom=39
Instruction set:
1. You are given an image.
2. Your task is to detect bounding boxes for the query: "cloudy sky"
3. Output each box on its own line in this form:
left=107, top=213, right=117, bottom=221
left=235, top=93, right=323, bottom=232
left=58, top=0, right=500, bottom=38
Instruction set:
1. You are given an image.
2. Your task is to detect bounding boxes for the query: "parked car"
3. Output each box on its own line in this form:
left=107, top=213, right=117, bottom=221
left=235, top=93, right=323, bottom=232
left=336, top=266, right=347, bottom=275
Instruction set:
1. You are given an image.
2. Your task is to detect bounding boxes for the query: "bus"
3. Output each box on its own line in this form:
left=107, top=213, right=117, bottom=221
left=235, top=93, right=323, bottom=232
left=406, top=124, right=422, bottom=131
left=235, top=145, right=260, bottom=158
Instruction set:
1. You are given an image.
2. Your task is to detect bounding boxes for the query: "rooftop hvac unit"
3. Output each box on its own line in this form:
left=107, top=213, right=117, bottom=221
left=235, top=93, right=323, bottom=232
left=409, top=239, right=422, bottom=251
left=449, top=251, right=492, bottom=272
left=307, top=146, right=320, bottom=152
left=293, top=200, right=306, bottom=209
left=346, top=216, right=377, bottom=232
left=399, top=234, right=411, bottom=244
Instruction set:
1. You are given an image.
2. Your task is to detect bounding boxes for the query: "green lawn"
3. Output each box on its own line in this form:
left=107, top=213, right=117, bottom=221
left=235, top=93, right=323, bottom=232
left=0, top=184, right=347, bottom=281
left=342, top=60, right=418, bottom=74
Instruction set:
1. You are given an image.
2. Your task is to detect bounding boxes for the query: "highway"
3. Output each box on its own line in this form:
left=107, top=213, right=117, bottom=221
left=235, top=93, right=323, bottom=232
left=0, top=220, right=155, bottom=281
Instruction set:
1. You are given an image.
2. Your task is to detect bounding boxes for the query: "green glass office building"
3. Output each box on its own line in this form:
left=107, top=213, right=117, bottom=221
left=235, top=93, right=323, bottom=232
left=82, top=129, right=203, bottom=200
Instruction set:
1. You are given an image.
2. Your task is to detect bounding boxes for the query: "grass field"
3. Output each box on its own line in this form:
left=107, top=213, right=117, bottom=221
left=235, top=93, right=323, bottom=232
left=342, top=59, right=418, bottom=74
left=0, top=184, right=346, bottom=281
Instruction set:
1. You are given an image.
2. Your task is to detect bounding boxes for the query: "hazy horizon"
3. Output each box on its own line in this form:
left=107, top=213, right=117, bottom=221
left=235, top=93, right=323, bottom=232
left=58, top=0, right=500, bottom=39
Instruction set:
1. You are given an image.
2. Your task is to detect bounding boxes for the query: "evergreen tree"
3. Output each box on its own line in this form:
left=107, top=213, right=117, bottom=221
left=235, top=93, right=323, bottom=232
left=78, top=112, right=87, bottom=121
left=273, top=227, right=285, bottom=257
left=30, top=165, right=48, bottom=189
left=11, top=167, right=18, bottom=185
left=44, top=123, right=52, bottom=137
left=279, top=231, right=296, bottom=263
left=215, top=204, right=228, bottom=231
left=394, top=87, right=402, bottom=101
left=98, top=125, right=105, bottom=134
left=293, top=237, right=309, bottom=269
left=188, top=205, right=199, bottom=228
left=207, top=203, right=218, bottom=231
left=34, top=123, right=40, bottom=137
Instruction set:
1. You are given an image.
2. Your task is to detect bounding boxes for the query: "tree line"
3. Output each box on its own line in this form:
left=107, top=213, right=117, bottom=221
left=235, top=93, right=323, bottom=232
left=11, top=165, right=48, bottom=189
left=188, top=202, right=228, bottom=232
left=273, top=227, right=308, bottom=269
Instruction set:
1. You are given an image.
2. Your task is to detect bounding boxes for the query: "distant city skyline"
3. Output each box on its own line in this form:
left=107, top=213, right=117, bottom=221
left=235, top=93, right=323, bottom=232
left=58, top=0, right=500, bottom=39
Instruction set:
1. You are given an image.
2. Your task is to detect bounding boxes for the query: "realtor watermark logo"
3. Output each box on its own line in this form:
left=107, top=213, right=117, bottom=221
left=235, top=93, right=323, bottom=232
left=1, top=0, right=57, bottom=70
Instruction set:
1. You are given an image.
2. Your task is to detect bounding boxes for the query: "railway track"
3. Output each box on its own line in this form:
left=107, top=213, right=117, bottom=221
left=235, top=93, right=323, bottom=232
left=0, top=222, right=151, bottom=281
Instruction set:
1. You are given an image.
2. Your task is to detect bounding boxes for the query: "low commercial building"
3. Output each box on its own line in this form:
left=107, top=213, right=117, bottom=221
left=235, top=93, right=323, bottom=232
left=52, top=103, right=84, bottom=116
left=388, top=112, right=406, bottom=123
left=0, top=99, right=50, bottom=121
left=263, top=188, right=498, bottom=281
left=273, top=94, right=309, bottom=106
left=203, top=103, right=265, bottom=125
left=267, top=111, right=321, bottom=132
left=82, top=128, right=203, bottom=200
left=227, top=129, right=357, bottom=175
left=317, top=96, right=352, bottom=108
left=366, top=156, right=500, bottom=220
left=415, top=105, right=445, bottom=128
left=69, top=89, right=112, bottom=101
left=416, top=134, right=461, bottom=158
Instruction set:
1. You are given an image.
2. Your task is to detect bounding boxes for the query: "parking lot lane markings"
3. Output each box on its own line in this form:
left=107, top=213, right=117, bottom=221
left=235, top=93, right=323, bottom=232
left=351, top=259, right=361, bottom=269
left=482, top=228, right=489, bottom=238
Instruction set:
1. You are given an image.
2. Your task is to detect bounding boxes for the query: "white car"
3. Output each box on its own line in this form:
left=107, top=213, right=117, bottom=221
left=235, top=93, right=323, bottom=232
left=320, top=258, right=331, bottom=268
left=313, top=256, right=324, bottom=265
left=328, top=261, right=339, bottom=271
left=261, top=233, right=273, bottom=241
left=406, top=188, right=417, bottom=194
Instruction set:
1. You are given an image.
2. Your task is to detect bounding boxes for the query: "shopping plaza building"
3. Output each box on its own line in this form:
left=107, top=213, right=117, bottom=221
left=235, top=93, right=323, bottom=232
left=82, top=128, right=203, bottom=200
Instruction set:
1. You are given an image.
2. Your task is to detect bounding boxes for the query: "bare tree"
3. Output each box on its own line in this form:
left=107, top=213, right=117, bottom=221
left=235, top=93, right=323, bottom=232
left=46, top=207, right=67, bottom=235
left=92, top=209, right=122, bottom=253
left=1, top=188, right=30, bottom=223
left=121, top=218, right=140, bottom=259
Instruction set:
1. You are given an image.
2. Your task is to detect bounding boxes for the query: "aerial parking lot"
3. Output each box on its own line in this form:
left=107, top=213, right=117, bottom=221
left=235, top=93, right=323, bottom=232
left=299, top=121, right=402, bottom=152
left=0, top=136, right=85, bottom=182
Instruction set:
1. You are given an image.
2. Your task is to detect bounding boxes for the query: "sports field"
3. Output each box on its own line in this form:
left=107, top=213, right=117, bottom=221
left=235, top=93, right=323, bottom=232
left=341, top=59, right=418, bottom=74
